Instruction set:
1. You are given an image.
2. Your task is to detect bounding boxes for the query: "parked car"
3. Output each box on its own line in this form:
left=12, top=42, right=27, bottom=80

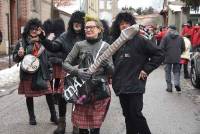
left=190, top=49, right=200, bottom=88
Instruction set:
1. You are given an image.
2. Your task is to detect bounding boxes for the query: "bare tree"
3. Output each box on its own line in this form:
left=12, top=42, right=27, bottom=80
left=180, top=0, right=200, bottom=10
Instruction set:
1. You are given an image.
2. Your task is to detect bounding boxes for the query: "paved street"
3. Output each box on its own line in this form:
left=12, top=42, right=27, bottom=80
left=0, top=66, right=200, bottom=134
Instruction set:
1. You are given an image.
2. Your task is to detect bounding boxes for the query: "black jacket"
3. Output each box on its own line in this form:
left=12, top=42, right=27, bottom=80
left=41, top=31, right=84, bottom=64
left=112, top=34, right=164, bottom=95
left=13, top=38, right=51, bottom=81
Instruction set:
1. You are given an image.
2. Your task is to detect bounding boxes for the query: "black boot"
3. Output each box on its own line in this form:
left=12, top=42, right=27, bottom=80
left=90, top=128, right=100, bottom=134
left=46, top=94, right=58, bottom=124
left=79, top=129, right=89, bottom=134
left=72, top=126, right=79, bottom=134
left=175, top=85, right=181, bottom=92
left=26, top=97, right=37, bottom=125
left=53, top=117, right=66, bottom=134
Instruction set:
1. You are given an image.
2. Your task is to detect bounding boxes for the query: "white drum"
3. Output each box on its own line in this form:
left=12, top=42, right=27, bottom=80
left=21, top=54, right=40, bottom=73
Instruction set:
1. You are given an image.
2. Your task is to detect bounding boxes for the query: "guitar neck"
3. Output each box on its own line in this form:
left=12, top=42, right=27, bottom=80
left=88, top=24, right=139, bottom=73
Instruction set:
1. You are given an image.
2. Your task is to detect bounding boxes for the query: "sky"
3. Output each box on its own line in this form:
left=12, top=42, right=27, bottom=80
left=58, top=0, right=165, bottom=14
left=118, top=0, right=164, bottom=10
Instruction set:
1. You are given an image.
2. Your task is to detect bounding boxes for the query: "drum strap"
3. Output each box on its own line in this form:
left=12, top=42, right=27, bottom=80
left=37, top=45, right=45, bottom=57
left=19, top=40, right=45, bottom=58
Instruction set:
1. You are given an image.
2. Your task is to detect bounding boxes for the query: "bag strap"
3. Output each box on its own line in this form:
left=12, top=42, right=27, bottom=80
left=19, top=40, right=45, bottom=58
left=94, top=41, right=105, bottom=62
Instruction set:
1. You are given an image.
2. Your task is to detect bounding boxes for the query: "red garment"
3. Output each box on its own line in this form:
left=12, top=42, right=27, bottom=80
left=52, top=64, right=67, bottom=93
left=32, top=42, right=40, bottom=56
left=181, top=25, right=193, bottom=37
left=180, top=58, right=189, bottom=64
left=155, top=29, right=167, bottom=41
left=18, top=75, right=52, bottom=97
left=191, top=26, right=200, bottom=47
left=52, top=64, right=65, bottom=79
left=72, top=97, right=111, bottom=128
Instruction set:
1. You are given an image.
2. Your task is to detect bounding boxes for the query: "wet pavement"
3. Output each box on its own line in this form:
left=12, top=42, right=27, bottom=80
left=0, top=66, right=200, bottom=134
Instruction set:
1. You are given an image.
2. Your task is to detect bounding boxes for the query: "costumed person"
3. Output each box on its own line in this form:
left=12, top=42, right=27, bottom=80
left=39, top=11, right=85, bottom=134
left=62, top=15, right=113, bottom=134
left=110, top=12, right=164, bottom=134
left=12, top=18, right=57, bottom=125
left=43, top=18, right=66, bottom=105
left=42, top=18, right=55, bottom=90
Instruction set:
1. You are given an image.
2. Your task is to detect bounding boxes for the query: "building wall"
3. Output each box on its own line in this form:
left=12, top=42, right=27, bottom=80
left=0, top=0, right=52, bottom=55
left=0, top=0, right=10, bottom=54
left=41, top=0, right=52, bottom=22
left=99, top=0, right=118, bottom=26
left=86, top=0, right=99, bottom=17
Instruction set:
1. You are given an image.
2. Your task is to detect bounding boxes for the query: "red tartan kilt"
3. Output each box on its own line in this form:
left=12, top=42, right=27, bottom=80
left=54, top=77, right=65, bottom=94
left=72, top=97, right=111, bottom=129
left=18, top=75, right=53, bottom=97
left=52, top=64, right=67, bottom=94
left=52, top=64, right=65, bottom=79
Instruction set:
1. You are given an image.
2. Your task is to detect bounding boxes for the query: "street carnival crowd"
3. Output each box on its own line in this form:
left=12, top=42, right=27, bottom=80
left=12, top=9, right=200, bottom=134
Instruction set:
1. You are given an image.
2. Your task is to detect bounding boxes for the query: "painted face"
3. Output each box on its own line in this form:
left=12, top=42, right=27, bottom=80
left=85, top=21, right=101, bottom=39
left=73, top=22, right=82, bottom=33
left=29, top=26, right=38, bottom=37
left=119, top=20, right=131, bottom=31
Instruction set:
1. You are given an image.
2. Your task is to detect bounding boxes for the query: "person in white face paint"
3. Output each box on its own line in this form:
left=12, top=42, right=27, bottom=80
left=39, top=11, right=86, bottom=134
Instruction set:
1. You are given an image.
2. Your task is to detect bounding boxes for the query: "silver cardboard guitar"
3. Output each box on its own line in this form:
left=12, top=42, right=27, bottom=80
left=63, top=24, right=139, bottom=104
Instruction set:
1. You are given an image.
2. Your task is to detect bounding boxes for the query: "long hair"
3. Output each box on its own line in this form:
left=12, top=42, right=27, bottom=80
left=43, top=19, right=54, bottom=36
left=22, top=18, right=42, bottom=39
left=53, top=18, right=65, bottom=38
left=110, top=12, right=136, bottom=41
left=67, top=11, right=85, bottom=39
left=100, top=19, right=110, bottom=42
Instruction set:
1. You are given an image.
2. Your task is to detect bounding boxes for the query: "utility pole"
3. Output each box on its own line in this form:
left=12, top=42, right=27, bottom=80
left=162, top=0, right=168, bottom=26
left=112, top=0, right=118, bottom=18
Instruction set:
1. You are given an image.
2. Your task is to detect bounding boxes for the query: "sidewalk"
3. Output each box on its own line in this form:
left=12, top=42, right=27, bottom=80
left=0, top=55, right=15, bottom=70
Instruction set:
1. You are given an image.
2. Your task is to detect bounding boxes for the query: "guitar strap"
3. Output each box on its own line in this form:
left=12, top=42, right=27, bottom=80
left=94, top=41, right=105, bottom=62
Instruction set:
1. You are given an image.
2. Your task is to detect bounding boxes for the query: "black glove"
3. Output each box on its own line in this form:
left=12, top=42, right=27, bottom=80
left=100, top=60, right=114, bottom=74
left=100, top=60, right=109, bottom=68
left=77, top=68, right=92, bottom=81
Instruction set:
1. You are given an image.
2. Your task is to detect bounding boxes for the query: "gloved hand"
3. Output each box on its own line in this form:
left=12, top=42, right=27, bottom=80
left=100, top=60, right=114, bottom=75
left=77, top=68, right=92, bottom=81
left=100, top=59, right=109, bottom=68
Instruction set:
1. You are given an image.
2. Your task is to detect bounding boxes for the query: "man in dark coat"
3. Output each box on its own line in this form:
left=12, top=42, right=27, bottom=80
left=160, top=25, right=185, bottom=92
left=110, top=12, right=164, bottom=134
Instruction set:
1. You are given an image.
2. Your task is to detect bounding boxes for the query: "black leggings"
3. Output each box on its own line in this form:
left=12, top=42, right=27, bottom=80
left=26, top=94, right=55, bottom=117
left=50, top=78, right=67, bottom=118
left=57, top=94, right=67, bottom=117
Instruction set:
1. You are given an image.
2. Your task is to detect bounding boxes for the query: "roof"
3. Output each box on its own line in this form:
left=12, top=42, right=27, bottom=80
left=168, top=4, right=183, bottom=12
